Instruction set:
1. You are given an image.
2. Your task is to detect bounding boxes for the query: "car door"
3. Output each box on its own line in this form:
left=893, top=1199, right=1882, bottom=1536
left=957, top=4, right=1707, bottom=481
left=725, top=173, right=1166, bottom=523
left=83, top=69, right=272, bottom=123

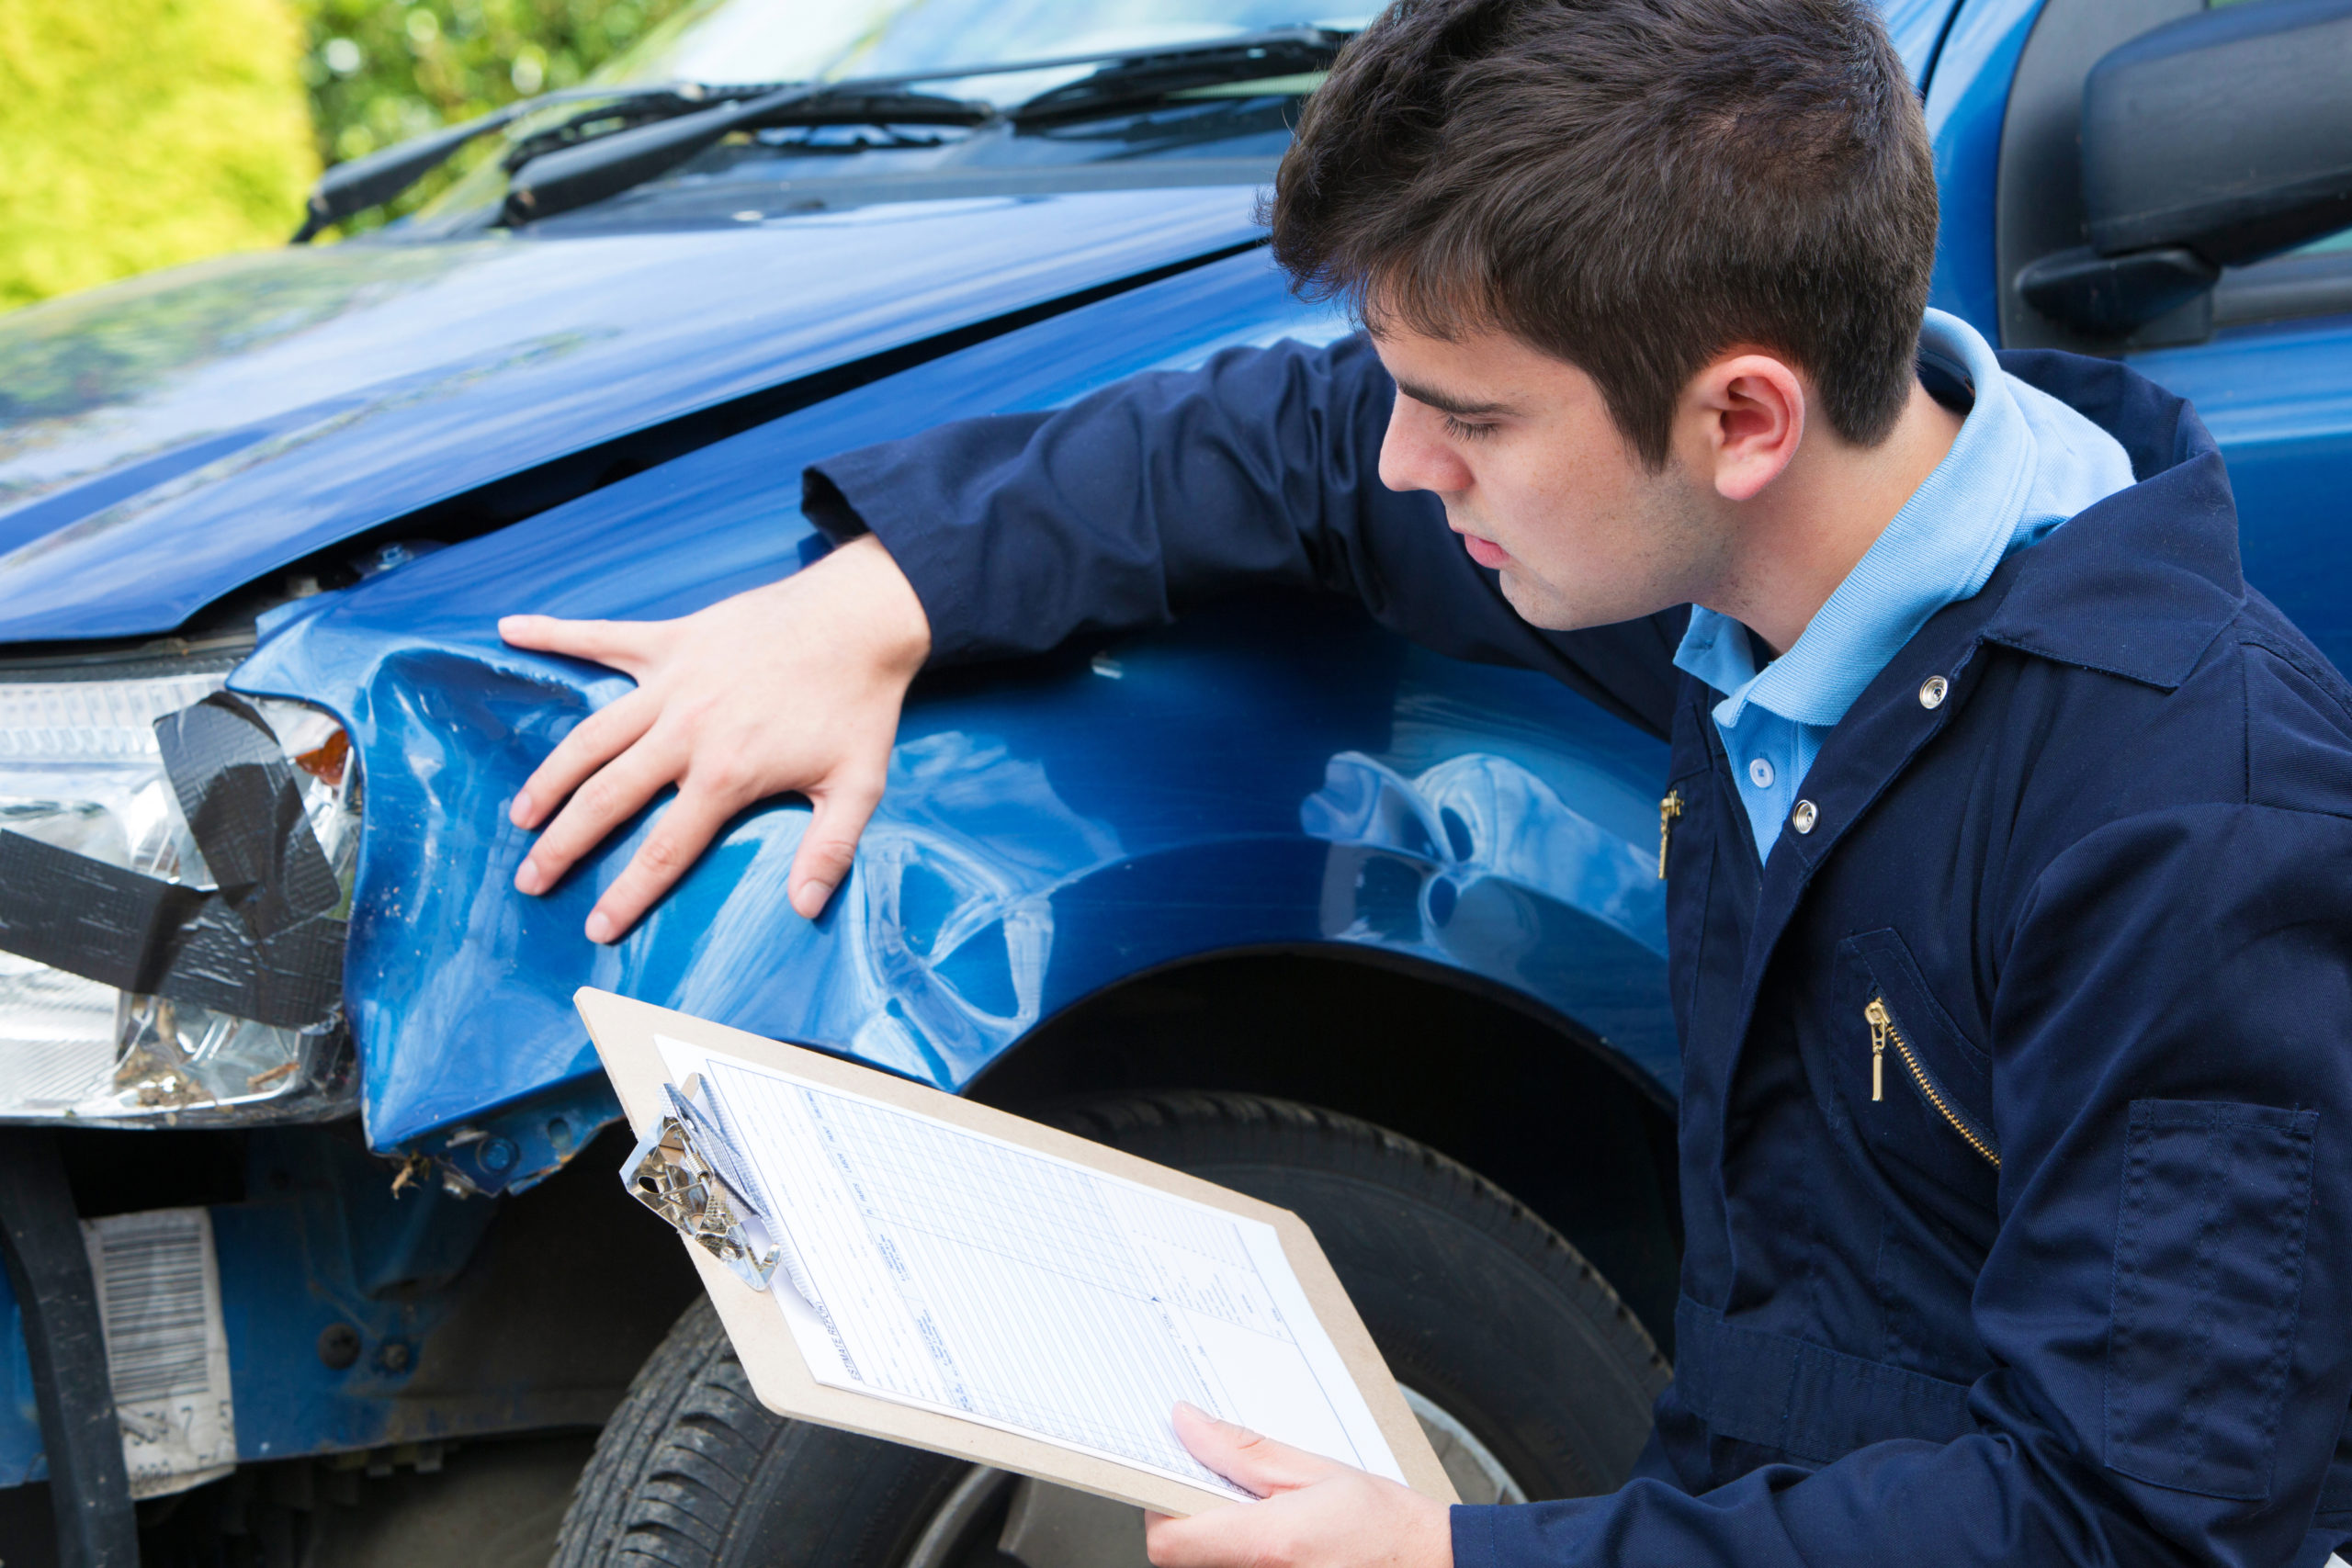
left=1992, top=0, right=2352, bottom=673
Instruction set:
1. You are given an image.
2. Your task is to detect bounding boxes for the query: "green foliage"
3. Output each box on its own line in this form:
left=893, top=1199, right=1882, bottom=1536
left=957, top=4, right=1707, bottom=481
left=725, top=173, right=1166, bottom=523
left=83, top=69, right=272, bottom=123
left=0, top=0, right=320, bottom=311
left=294, top=0, right=707, bottom=230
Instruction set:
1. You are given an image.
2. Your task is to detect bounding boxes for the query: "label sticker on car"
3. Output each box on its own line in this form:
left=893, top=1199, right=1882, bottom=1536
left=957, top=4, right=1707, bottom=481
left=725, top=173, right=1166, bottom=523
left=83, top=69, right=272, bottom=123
left=81, top=1207, right=237, bottom=1498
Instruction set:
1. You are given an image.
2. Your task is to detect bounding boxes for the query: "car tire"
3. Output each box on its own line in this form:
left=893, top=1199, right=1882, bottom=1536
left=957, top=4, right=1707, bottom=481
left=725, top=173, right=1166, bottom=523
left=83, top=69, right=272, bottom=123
left=550, top=1092, right=1669, bottom=1568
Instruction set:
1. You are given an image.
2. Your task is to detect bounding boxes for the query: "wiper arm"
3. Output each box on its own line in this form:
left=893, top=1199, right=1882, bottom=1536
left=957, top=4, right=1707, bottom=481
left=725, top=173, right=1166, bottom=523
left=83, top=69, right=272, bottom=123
left=501, top=28, right=1354, bottom=227
left=503, top=86, right=999, bottom=224
left=1007, top=28, right=1346, bottom=124
left=290, top=81, right=746, bottom=243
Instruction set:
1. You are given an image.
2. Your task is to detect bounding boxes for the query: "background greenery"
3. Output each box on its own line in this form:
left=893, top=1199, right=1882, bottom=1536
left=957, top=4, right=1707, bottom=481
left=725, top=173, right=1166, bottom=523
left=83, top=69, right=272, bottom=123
left=0, top=0, right=700, bottom=313
left=297, top=0, right=703, bottom=230
left=0, top=0, right=317, bottom=310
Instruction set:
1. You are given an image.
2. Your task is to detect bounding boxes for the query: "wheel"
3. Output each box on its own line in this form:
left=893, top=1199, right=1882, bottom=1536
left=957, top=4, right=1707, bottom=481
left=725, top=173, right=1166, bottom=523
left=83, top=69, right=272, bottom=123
left=552, top=1092, right=1669, bottom=1567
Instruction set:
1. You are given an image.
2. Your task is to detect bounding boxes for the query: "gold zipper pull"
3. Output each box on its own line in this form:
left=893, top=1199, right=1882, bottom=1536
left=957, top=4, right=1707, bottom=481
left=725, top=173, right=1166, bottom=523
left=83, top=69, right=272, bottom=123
left=1657, top=790, right=1684, bottom=880
left=1864, top=997, right=1889, bottom=1101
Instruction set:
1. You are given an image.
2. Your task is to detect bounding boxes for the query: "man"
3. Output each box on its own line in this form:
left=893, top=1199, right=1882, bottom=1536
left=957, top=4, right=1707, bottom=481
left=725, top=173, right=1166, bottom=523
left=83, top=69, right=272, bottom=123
left=498, top=0, right=2352, bottom=1564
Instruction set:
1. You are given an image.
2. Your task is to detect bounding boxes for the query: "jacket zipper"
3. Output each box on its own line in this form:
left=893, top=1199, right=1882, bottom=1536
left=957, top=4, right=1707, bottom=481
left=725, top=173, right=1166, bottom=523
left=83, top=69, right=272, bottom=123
left=1863, top=996, right=2000, bottom=1168
left=1657, top=790, right=1683, bottom=880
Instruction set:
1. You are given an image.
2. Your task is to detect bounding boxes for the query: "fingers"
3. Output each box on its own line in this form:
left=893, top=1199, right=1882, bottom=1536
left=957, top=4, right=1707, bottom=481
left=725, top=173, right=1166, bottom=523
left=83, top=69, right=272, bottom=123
left=498, top=614, right=660, bottom=673
left=511, top=688, right=659, bottom=833
left=585, top=783, right=747, bottom=943
left=788, top=770, right=886, bottom=918
left=1171, top=1403, right=1342, bottom=1497
left=513, top=729, right=683, bottom=898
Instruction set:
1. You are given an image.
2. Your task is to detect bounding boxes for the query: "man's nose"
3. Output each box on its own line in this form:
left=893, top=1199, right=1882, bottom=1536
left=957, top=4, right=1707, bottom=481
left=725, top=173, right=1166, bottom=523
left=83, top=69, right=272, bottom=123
left=1378, top=400, right=1473, bottom=495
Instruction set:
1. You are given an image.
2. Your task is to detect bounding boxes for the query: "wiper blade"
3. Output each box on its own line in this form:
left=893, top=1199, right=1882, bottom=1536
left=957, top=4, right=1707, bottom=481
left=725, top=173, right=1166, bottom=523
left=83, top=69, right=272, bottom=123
left=503, top=86, right=998, bottom=224
left=291, top=81, right=745, bottom=243
left=501, top=28, right=1355, bottom=228
left=1008, top=28, right=1346, bottom=124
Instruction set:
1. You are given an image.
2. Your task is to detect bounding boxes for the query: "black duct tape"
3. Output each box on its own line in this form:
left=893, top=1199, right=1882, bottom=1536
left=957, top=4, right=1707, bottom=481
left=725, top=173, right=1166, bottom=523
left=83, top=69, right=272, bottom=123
left=0, top=692, right=345, bottom=1032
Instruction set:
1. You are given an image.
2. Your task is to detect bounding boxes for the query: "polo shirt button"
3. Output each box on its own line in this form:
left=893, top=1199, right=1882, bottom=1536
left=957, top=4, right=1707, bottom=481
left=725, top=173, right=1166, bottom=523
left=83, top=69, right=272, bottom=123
left=1748, top=757, right=1775, bottom=787
left=1792, top=799, right=1819, bottom=834
left=1919, top=675, right=1949, bottom=709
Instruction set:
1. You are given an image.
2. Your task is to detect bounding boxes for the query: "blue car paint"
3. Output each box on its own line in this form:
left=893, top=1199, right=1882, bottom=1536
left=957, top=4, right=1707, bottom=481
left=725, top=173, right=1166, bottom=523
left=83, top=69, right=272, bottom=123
left=0, top=186, right=1264, bottom=642
left=1921, top=0, right=2041, bottom=338
left=232, top=246, right=1678, bottom=1161
left=2126, top=314, right=2352, bottom=680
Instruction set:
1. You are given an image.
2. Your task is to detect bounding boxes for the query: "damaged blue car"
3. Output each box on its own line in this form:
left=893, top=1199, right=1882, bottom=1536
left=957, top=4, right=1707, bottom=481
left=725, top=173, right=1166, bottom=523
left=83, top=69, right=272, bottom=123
left=2, top=0, right=2348, bottom=1562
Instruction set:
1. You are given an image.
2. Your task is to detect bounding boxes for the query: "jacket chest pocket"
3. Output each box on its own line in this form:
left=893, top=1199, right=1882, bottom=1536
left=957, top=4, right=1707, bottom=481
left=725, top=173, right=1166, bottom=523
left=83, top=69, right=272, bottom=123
left=1837, top=930, right=2000, bottom=1194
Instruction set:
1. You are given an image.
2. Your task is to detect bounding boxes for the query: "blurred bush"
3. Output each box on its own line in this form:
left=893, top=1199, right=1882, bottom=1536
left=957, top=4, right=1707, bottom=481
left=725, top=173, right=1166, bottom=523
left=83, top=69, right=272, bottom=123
left=296, top=0, right=705, bottom=230
left=0, top=0, right=318, bottom=310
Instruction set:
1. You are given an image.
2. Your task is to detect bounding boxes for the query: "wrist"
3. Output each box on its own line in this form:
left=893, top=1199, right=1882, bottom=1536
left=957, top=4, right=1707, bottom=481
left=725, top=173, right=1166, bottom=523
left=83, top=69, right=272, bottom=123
left=829, top=534, right=933, bottom=675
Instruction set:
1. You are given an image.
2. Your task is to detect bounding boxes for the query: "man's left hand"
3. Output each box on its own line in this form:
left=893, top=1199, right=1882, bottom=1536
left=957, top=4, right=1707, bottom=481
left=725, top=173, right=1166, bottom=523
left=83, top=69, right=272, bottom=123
left=1145, top=1403, right=1453, bottom=1568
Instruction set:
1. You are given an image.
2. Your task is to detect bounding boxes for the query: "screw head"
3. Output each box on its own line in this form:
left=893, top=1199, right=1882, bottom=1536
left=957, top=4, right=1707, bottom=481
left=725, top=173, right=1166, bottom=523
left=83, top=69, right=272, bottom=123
left=478, top=1136, right=518, bottom=1174
left=317, top=1324, right=361, bottom=1371
left=374, top=1339, right=413, bottom=1375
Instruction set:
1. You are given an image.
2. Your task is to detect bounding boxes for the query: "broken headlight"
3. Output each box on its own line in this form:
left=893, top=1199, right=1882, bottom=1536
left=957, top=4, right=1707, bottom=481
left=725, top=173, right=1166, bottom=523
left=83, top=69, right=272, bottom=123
left=0, top=656, right=361, bottom=1125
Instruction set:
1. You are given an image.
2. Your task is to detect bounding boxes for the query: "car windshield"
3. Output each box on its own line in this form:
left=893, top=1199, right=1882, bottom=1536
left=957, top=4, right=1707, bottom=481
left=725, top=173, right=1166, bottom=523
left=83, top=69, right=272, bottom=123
left=608, top=0, right=1372, bottom=96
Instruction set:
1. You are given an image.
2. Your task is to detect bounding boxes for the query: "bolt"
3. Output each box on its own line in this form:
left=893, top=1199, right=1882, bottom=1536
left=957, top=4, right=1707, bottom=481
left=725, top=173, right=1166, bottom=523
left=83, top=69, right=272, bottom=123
left=374, top=1339, right=413, bottom=1375
left=317, top=1324, right=361, bottom=1370
left=478, top=1136, right=518, bottom=1173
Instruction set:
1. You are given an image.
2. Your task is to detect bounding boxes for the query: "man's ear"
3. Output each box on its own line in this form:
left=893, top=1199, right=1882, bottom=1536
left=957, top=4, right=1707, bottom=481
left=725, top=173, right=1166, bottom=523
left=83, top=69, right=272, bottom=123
left=1684, top=352, right=1806, bottom=502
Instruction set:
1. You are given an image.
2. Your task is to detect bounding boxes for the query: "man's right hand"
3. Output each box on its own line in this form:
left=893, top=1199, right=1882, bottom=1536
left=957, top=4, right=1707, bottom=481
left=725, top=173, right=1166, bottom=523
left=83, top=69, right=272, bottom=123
left=499, top=533, right=932, bottom=943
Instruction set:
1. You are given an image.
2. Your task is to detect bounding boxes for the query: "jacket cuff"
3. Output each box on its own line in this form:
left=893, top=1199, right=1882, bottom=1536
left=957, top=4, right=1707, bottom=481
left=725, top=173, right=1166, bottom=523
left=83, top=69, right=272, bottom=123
left=800, top=447, right=989, bottom=667
left=1452, top=1504, right=1502, bottom=1568
left=1452, top=1497, right=1616, bottom=1568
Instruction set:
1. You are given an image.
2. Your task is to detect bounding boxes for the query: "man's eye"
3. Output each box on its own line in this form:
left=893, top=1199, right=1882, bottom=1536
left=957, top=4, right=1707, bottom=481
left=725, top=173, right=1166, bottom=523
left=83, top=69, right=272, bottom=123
left=1442, top=414, right=1497, bottom=441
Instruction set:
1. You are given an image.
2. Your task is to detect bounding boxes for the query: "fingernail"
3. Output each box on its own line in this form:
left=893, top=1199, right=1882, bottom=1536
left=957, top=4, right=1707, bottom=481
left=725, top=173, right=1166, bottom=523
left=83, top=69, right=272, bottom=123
left=514, top=861, right=544, bottom=896
left=509, top=791, right=534, bottom=827
left=796, top=879, right=836, bottom=915
left=586, top=910, right=615, bottom=944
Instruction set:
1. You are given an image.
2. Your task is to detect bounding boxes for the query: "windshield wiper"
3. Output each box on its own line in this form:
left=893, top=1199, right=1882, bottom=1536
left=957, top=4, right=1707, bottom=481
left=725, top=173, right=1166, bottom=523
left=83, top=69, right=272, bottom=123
left=500, top=28, right=1353, bottom=227
left=291, top=81, right=751, bottom=242
left=1007, top=28, right=1345, bottom=124
left=503, top=85, right=1000, bottom=223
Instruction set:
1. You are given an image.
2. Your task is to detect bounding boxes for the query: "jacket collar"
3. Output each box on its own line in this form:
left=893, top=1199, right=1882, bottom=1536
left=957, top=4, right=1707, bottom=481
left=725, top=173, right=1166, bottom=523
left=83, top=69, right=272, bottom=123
left=1974, top=350, right=2246, bottom=692
left=1703, top=352, right=2250, bottom=1123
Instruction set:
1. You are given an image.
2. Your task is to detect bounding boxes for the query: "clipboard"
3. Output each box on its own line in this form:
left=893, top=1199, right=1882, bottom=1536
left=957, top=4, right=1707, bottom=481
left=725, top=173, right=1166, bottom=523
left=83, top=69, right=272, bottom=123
left=575, top=986, right=1458, bottom=1516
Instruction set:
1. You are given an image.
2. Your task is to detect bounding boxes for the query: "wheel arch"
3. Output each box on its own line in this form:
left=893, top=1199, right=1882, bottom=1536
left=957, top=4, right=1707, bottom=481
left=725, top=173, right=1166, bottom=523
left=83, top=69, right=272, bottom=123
left=964, top=943, right=1683, bottom=1355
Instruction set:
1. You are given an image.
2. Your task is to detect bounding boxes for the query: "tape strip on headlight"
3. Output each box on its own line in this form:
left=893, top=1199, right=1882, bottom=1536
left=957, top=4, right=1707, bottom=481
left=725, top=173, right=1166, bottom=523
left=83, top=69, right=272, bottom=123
left=0, top=694, right=345, bottom=1030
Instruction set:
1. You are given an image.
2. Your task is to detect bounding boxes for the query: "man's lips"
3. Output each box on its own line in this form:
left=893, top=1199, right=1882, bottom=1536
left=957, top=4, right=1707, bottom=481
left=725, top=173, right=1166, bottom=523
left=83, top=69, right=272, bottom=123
left=1457, top=532, right=1513, bottom=570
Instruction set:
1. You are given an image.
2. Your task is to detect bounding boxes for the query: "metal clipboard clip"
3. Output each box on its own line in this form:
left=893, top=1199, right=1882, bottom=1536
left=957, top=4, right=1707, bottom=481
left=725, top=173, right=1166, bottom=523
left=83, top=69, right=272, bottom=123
left=621, top=1076, right=785, bottom=1293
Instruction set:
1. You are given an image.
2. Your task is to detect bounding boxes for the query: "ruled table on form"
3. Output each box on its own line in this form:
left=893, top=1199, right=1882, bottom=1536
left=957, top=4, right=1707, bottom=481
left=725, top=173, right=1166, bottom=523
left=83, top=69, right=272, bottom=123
left=657, top=1036, right=1403, bottom=1498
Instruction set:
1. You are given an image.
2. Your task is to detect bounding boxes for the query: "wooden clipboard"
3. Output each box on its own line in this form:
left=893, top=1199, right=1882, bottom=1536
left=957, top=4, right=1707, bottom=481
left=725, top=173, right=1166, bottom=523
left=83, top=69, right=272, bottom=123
left=575, top=987, right=1457, bottom=1516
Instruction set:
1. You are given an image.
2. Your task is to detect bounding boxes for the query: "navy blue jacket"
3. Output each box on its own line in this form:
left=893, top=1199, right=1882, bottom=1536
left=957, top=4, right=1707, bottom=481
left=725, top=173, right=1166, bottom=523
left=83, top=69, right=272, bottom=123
left=805, top=334, right=2352, bottom=1568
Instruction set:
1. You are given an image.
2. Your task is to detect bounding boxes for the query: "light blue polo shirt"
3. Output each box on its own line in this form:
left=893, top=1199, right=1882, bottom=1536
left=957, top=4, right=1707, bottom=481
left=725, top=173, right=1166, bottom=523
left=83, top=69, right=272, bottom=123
left=1674, top=309, right=2138, bottom=860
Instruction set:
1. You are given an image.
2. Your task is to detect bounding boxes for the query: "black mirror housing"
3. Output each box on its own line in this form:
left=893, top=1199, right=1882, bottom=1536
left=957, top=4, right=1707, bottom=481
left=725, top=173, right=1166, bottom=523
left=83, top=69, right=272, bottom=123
left=2083, top=0, right=2352, bottom=269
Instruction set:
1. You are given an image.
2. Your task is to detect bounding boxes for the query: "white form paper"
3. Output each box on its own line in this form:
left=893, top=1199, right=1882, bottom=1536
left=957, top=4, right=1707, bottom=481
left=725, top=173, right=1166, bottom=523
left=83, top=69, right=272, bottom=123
left=655, top=1035, right=1404, bottom=1500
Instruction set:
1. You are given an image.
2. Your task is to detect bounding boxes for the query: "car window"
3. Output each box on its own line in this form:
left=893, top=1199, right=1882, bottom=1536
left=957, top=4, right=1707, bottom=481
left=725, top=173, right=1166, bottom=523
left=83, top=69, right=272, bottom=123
left=610, top=0, right=1374, bottom=90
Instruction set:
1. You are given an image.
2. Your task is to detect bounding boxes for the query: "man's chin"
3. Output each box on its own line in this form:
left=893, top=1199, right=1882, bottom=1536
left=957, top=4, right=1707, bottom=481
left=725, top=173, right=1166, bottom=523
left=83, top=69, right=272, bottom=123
left=1496, top=568, right=1653, bottom=632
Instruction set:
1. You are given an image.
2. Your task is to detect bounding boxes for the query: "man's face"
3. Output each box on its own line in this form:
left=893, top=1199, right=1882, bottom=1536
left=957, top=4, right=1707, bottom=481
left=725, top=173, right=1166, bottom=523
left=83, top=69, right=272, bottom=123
left=1371, top=321, right=1726, bottom=631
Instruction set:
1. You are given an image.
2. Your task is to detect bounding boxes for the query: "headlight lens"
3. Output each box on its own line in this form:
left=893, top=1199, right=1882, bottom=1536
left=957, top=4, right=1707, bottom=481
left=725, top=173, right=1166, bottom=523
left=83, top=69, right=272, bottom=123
left=0, top=657, right=361, bottom=1125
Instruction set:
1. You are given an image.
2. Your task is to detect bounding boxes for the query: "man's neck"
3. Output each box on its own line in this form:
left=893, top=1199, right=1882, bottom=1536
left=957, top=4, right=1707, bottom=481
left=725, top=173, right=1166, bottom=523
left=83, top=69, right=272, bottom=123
left=1711, top=379, right=1964, bottom=656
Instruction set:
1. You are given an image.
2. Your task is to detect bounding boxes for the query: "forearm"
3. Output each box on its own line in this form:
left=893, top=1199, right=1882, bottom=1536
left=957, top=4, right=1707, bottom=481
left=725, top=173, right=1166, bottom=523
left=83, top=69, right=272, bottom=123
left=803, top=333, right=1685, bottom=736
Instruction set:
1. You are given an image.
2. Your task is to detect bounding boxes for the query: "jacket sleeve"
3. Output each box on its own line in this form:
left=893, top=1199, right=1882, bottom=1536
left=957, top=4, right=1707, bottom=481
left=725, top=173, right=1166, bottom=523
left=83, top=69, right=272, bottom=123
left=1455, top=799, right=2352, bottom=1568
left=800, top=333, right=1684, bottom=739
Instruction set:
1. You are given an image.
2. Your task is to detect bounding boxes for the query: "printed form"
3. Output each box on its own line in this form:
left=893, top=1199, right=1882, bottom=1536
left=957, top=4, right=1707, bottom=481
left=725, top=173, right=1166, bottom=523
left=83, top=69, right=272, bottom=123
left=654, top=1036, right=1404, bottom=1500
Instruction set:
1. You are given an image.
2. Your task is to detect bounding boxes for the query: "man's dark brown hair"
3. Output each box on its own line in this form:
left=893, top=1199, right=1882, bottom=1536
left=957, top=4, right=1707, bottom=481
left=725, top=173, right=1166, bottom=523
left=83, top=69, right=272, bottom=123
left=1270, top=0, right=1939, bottom=468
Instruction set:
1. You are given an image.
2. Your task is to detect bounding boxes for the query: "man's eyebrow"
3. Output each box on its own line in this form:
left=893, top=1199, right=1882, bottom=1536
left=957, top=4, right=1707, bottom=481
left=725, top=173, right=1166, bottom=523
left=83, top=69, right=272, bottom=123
left=1392, top=378, right=1521, bottom=419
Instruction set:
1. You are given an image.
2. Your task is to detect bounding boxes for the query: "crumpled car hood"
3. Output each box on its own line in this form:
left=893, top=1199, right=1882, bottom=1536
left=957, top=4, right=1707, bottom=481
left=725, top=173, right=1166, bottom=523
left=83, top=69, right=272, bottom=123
left=0, top=186, right=1264, bottom=644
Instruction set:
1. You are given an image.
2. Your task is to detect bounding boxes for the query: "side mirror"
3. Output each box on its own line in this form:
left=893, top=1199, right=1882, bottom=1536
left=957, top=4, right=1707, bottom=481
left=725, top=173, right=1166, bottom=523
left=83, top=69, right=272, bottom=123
left=2018, top=0, right=2352, bottom=337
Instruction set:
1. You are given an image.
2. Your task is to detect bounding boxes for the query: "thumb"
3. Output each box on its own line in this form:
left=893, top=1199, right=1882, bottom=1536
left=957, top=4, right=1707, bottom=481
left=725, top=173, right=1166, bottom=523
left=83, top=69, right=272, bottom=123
left=790, top=774, right=884, bottom=919
left=1170, top=1403, right=1342, bottom=1498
